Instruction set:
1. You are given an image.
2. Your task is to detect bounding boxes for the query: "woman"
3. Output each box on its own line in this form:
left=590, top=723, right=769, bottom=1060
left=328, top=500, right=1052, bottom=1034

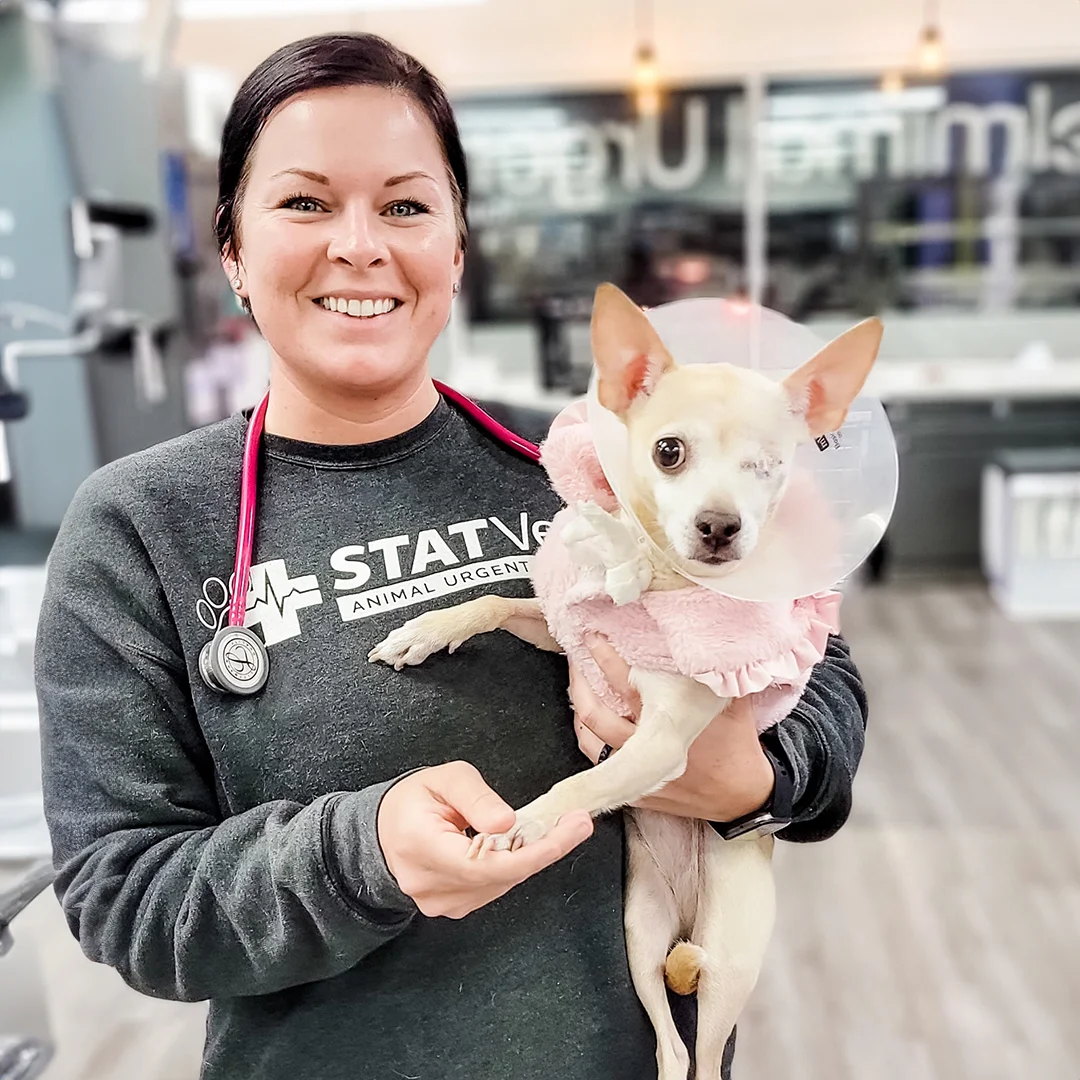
left=35, top=33, right=868, bottom=1080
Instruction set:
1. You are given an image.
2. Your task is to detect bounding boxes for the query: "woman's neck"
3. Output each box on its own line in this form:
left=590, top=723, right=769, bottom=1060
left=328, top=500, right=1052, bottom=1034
left=263, top=370, right=440, bottom=445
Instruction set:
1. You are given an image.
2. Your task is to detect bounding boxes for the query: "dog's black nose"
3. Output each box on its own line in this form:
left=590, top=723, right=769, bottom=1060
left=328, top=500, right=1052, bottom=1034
left=695, top=511, right=742, bottom=552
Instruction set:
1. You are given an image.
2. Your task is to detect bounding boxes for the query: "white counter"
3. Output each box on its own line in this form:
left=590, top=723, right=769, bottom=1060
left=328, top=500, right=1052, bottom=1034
left=448, top=358, right=1080, bottom=411
left=864, top=359, right=1080, bottom=402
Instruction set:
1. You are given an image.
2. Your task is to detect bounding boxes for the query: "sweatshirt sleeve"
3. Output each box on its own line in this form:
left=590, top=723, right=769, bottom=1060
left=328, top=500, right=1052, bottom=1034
left=35, top=473, right=418, bottom=1003
left=759, top=633, right=869, bottom=843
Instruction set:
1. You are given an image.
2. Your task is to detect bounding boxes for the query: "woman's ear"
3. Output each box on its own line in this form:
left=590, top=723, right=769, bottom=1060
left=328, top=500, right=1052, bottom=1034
left=452, top=246, right=465, bottom=294
left=221, top=245, right=245, bottom=296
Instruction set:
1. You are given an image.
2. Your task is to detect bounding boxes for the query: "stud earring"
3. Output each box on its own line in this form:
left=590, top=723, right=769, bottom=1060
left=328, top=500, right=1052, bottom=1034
left=452, top=281, right=461, bottom=297
left=232, top=276, right=243, bottom=290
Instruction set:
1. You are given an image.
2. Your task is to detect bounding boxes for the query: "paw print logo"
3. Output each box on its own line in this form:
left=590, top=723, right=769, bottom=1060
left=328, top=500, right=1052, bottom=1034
left=196, top=576, right=233, bottom=632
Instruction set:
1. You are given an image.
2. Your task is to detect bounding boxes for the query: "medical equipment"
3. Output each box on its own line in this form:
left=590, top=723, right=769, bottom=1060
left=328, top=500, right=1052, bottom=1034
left=198, top=383, right=542, bottom=696
left=587, top=297, right=899, bottom=602
left=0, top=197, right=170, bottom=485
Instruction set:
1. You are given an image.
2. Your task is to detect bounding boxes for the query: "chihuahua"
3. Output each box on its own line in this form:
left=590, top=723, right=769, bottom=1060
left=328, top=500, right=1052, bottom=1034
left=369, top=283, right=882, bottom=1078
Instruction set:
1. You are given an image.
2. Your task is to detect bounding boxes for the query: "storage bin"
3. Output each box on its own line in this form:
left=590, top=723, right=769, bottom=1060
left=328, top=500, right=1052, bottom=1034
left=982, top=448, right=1080, bottom=618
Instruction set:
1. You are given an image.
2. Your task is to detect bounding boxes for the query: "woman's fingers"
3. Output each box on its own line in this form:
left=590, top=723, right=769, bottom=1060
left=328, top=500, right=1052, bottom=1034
left=568, top=662, right=637, bottom=759
left=425, top=761, right=516, bottom=835
left=584, top=633, right=640, bottom=712
left=480, top=812, right=594, bottom=888
left=573, top=710, right=608, bottom=763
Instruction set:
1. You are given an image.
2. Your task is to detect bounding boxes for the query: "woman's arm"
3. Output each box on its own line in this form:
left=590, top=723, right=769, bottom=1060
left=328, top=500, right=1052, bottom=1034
left=35, top=475, right=421, bottom=1003
left=37, top=472, right=592, bottom=1003
left=569, top=634, right=868, bottom=842
left=758, top=634, right=868, bottom=842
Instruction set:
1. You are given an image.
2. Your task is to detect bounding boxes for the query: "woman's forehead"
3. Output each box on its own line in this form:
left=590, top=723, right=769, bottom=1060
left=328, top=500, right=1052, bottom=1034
left=249, top=85, right=447, bottom=183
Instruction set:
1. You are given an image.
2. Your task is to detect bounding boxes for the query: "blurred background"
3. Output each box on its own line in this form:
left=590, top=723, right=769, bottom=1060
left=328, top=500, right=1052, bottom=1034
left=1, top=0, right=1079, bottom=1077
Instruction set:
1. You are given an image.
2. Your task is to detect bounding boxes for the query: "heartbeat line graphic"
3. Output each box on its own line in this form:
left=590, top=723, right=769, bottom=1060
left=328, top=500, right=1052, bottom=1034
left=247, top=578, right=321, bottom=620
left=243, top=560, right=324, bottom=646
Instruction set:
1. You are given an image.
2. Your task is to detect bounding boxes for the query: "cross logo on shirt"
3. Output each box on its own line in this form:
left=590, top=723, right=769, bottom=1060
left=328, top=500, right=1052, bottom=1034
left=242, top=560, right=324, bottom=646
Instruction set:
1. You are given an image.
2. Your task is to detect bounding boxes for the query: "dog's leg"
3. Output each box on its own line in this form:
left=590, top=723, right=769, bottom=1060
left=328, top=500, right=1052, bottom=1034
left=367, top=595, right=558, bottom=669
left=693, top=831, right=776, bottom=1078
left=472, top=671, right=725, bottom=853
left=624, top=810, right=698, bottom=1080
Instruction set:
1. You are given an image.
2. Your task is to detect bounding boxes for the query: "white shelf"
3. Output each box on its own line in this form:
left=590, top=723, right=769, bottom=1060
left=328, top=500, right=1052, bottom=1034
left=0, top=692, right=38, bottom=732
left=0, top=794, right=49, bottom=862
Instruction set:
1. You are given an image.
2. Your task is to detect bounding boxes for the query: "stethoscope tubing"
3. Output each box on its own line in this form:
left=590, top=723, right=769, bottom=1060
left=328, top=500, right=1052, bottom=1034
left=228, top=390, right=271, bottom=629
left=223, top=383, right=541, bottom=632
left=433, top=380, right=541, bottom=466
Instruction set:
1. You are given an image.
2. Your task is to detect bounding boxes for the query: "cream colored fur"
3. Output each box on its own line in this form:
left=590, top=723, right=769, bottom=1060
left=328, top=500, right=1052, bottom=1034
left=368, top=284, right=882, bottom=1078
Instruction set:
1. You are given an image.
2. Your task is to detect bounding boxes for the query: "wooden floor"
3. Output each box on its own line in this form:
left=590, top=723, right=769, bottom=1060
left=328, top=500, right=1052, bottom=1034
left=3, top=581, right=1080, bottom=1079
left=741, top=581, right=1080, bottom=1080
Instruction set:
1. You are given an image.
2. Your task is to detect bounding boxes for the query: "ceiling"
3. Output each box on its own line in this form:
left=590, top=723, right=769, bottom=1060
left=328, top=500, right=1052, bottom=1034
left=164, top=0, right=1080, bottom=93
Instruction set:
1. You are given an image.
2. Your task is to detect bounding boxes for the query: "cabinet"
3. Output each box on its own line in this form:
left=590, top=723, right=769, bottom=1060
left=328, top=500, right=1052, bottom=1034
left=882, top=398, right=1080, bottom=577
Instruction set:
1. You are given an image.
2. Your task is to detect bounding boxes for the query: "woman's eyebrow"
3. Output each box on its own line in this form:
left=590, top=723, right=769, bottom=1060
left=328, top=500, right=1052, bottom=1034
left=270, top=168, right=330, bottom=185
left=384, top=171, right=437, bottom=187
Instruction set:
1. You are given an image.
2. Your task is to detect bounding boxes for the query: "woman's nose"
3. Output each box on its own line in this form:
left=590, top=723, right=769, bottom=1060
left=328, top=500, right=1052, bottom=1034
left=326, top=207, right=389, bottom=268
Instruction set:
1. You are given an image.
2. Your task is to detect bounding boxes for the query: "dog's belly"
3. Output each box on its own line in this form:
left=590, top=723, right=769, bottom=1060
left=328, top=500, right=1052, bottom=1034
left=627, top=808, right=707, bottom=937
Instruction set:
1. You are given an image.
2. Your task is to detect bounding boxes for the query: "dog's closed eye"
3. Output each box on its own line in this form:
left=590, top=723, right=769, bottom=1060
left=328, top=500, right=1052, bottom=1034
left=740, top=455, right=778, bottom=478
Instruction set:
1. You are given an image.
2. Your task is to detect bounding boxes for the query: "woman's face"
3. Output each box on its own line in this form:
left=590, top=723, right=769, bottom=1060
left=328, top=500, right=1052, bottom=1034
left=229, top=84, right=463, bottom=401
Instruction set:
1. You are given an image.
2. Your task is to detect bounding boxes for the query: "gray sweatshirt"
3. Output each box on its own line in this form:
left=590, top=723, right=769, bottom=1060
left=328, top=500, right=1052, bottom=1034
left=35, top=396, right=868, bottom=1080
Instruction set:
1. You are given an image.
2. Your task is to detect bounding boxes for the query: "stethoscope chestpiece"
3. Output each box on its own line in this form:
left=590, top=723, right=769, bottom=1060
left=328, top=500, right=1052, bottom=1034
left=199, top=625, right=269, bottom=696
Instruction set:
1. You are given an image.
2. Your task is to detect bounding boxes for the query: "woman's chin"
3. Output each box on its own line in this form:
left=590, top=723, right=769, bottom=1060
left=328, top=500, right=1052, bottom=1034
left=317, top=346, right=427, bottom=394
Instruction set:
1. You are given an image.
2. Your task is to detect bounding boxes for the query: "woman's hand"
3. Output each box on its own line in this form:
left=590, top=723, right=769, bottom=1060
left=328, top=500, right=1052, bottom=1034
left=569, top=636, right=775, bottom=822
left=377, top=762, right=593, bottom=919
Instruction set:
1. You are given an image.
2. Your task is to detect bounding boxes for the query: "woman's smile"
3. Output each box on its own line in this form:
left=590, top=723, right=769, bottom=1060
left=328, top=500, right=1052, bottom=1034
left=315, top=296, right=402, bottom=318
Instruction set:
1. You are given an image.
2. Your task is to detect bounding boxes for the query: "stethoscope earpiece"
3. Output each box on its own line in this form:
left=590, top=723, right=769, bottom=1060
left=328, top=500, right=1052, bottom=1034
left=199, top=626, right=269, bottom=696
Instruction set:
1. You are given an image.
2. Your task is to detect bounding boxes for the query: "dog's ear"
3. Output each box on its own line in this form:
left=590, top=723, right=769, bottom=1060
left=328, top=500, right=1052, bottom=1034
left=590, top=283, right=676, bottom=417
left=783, top=317, right=883, bottom=438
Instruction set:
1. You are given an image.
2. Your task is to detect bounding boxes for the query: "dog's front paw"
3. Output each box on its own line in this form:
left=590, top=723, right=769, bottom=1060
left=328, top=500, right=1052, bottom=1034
left=564, top=503, right=651, bottom=603
left=367, top=612, right=464, bottom=670
left=466, top=806, right=564, bottom=859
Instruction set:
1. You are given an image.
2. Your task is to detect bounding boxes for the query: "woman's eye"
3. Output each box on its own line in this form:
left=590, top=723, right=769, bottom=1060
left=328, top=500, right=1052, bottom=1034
left=653, top=437, right=686, bottom=471
left=282, top=196, right=321, bottom=212
left=386, top=199, right=430, bottom=218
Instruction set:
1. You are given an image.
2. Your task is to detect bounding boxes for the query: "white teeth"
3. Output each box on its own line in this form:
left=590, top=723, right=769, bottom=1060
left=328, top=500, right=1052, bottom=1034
left=320, top=297, right=397, bottom=317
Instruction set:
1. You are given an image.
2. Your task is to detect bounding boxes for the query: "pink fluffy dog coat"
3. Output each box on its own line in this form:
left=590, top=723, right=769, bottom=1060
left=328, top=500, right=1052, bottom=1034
left=532, top=400, right=842, bottom=734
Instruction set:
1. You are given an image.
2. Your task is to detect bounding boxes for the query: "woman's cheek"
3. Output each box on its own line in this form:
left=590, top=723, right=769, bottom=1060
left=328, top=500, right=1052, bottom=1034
left=249, top=223, right=316, bottom=291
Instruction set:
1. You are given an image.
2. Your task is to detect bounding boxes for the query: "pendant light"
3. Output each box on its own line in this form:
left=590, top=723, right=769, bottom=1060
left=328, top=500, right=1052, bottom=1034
left=917, top=0, right=946, bottom=75
left=632, top=0, right=661, bottom=117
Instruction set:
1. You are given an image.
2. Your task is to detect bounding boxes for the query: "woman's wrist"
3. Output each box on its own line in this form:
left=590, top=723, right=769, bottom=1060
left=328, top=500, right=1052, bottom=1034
left=705, top=732, right=777, bottom=823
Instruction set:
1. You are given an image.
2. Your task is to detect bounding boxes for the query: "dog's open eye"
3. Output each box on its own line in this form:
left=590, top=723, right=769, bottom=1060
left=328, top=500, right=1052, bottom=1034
left=653, top=437, right=686, bottom=471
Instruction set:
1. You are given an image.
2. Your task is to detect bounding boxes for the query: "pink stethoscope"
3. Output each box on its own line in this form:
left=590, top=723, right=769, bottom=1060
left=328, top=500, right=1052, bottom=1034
left=198, top=383, right=542, bottom=695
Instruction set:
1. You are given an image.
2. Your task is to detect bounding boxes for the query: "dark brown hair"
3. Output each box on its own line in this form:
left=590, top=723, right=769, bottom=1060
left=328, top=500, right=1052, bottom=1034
left=214, top=32, right=469, bottom=272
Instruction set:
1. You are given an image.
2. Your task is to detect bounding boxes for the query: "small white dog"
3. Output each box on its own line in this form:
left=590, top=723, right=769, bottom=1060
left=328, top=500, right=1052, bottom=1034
left=370, top=284, right=881, bottom=1078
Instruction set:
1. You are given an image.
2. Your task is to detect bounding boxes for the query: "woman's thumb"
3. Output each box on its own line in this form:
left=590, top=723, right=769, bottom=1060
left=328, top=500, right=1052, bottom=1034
left=431, top=761, right=516, bottom=834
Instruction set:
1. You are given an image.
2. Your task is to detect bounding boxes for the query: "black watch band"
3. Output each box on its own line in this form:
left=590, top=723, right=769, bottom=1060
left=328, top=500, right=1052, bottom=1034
left=711, top=744, right=795, bottom=841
